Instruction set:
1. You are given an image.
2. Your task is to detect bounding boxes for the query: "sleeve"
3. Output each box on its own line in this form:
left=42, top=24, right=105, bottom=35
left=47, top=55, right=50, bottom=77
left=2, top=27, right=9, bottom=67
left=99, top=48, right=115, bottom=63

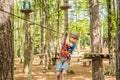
left=70, top=43, right=76, bottom=54
left=72, top=43, right=76, bottom=48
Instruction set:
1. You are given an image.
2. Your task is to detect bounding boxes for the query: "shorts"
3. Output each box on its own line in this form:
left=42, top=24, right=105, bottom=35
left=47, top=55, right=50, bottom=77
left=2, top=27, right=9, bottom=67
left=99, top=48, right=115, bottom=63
left=56, top=61, right=69, bottom=71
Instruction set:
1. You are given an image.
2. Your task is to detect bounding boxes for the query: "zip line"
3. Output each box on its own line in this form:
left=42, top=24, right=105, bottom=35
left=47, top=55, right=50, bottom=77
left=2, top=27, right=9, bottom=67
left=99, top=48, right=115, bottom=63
left=0, top=8, right=64, bottom=35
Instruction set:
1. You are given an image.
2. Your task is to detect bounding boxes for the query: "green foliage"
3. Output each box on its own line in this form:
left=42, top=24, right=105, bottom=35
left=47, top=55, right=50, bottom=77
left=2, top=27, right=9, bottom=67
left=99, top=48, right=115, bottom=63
left=13, top=0, right=117, bottom=57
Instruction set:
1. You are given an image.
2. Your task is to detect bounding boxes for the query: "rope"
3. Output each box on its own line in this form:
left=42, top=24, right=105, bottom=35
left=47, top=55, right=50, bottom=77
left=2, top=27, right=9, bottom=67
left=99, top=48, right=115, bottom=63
left=0, top=8, right=63, bottom=35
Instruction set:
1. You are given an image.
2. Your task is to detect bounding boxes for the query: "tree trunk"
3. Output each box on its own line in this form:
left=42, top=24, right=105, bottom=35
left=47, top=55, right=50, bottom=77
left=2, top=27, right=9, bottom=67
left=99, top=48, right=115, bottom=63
left=107, top=0, right=112, bottom=55
left=64, top=0, right=69, bottom=32
left=0, top=0, right=14, bottom=80
left=89, top=0, right=104, bottom=80
left=27, top=0, right=37, bottom=80
left=57, top=0, right=60, bottom=51
left=90, top=0, right=102, bottom=53
left=39, top=0, right=45, bottom=65
left=53, top=0, right=60, bottom=65
left=20, top=14, right=25, bottom=63
left=92, top=59, right=104, bottom=79
left=107, top=0, right=115, bottom=75
left=116, top=0, right=120, bottom=80
left=44, top=0, right=50, bottom=70
left=113, top=0, right=117, bottom=18
left=23, top=12, right=32, bottom=75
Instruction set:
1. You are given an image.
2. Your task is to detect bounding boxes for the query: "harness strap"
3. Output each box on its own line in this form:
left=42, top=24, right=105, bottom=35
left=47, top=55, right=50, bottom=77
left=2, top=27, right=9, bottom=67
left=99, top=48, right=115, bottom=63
left=58, top=46, right=71, bottom=61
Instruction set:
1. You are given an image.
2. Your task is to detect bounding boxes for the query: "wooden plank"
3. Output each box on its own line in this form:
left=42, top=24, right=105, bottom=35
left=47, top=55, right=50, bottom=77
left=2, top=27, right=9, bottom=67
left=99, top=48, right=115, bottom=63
left=84, top=53, right=112, bottom=59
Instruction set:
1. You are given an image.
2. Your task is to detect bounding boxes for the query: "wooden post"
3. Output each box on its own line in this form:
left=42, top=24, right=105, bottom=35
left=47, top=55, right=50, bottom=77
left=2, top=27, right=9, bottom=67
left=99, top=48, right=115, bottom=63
left=20, top=1, right=33, bottom=79
left=89, top=0, right=104, bottom=80
left=116, top=0, right=120, bottom=79
left=60, top=0, right=71, bottom=32
left=84, top=54, right=112, bottom=80
left=92, top=58, right=104, bottom=79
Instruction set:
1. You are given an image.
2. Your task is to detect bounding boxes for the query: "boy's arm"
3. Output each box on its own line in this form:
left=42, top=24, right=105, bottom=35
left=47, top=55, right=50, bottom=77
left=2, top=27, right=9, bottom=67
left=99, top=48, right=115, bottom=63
left=61, top=35, right=69, bottom=44
left=66, top=41, right=73, bottom=47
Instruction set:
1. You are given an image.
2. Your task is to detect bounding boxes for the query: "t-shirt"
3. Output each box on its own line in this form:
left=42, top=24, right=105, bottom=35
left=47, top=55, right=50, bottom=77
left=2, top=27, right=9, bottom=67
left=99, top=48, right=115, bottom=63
left=82, top=38, right=86, bottom=43
left=66, top=42, right=76, bottom=54
left=67, top=42, right=76, bottom=60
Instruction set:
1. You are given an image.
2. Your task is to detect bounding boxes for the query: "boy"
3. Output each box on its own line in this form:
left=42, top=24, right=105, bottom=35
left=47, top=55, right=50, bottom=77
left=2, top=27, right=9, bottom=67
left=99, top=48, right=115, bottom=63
left=56, top=31, right=79, bottom=80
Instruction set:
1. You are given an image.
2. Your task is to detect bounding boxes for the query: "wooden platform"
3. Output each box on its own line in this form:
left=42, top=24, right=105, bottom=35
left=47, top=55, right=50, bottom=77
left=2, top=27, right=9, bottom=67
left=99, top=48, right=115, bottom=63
left=84, top=53, right=112, bottom=59
left=20, top=9, right=33, bottom=13
left=60, top=5, right=71, bottom=9
left=71, top=54, right=83, bottom=58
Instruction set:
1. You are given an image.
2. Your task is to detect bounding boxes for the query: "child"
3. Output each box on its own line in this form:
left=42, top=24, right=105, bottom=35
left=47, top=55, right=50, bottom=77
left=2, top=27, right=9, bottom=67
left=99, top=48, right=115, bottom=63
left=56, top=31, right=79, bottom=80
left=82, top=37, right=86, bottom=49
left=22, top=0, right=31, bottom=10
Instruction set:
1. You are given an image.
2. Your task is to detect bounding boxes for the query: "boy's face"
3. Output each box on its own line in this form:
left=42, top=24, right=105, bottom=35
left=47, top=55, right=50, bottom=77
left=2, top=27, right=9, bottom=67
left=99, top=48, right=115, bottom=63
left=69, top=37, right=77, bottom=43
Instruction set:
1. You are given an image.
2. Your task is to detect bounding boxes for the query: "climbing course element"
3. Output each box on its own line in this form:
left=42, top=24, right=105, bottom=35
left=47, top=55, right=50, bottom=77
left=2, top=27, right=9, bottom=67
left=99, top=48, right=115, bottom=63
left=60, top=0, right=71, bottom=32
left=22, top=0, right=31, bottom=10
left=20, top=1, right=33, bottom=80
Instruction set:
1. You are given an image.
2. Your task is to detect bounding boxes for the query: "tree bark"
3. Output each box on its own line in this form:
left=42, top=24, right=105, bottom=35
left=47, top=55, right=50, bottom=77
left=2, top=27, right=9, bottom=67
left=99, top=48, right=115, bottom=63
left=90, top=0, right=102, bottom=53
left=113, top=0, right=117, bottom=18
left=64, top=0, right=69, bottom=32
left=89, top=0, right=104, bottom=80
left=57, top=0, right=60, bottom=51
left=107, top=0, right=113, bottom=55
left=27, top=0, right=37, bottom=80
left=39, top=0, right=45, bottom=65
left=92, top=59, right=104, bottom=80
left=23, top=12, right=32, bottom=75
left=107, top=0, right=115, bottom=75
left=44, top=0, right=50, bottom=70
left=116, top=0, right=120, bottom=80
left=0, top=0, right=14, bottom=80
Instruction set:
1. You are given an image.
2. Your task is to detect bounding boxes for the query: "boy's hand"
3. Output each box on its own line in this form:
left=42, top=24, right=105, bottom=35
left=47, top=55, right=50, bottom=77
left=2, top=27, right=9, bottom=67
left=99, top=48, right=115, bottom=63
left=66, top=42, right=72, bottom=47
left=65, top=31, right=68, bottom=34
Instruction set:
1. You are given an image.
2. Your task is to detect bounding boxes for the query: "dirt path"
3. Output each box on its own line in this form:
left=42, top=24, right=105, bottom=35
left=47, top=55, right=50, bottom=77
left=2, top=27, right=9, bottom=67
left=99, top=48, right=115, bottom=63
left=14, top=54, right=115, bottom=80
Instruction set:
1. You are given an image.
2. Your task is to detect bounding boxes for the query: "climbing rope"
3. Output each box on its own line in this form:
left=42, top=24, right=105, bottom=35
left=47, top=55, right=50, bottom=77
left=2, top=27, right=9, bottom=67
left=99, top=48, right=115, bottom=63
left=0, top=8, right=64, bottom=35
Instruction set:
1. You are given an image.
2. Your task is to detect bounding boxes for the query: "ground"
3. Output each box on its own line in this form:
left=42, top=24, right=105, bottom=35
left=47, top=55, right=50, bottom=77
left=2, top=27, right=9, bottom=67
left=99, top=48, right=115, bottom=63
left=14, top=48, right=115, bottom=80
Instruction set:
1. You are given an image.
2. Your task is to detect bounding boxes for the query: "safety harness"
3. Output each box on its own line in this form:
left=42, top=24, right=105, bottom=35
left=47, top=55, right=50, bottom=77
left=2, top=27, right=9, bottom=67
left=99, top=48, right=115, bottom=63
left=58, top=32, right=70, bottom=61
